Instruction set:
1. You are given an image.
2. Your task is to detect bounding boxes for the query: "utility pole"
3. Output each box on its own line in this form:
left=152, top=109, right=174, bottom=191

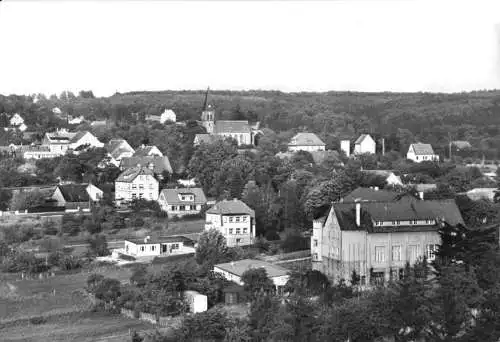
left=448, top=132, right=452, bottom=161
left=381, top=138, right=385, bottom=156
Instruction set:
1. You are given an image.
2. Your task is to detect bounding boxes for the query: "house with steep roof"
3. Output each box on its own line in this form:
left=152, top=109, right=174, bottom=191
left=9, top=113, right=24, bottom=126
left=103, top=139, right=135, bottom=166
left=205, top=199, right=256, bottom=247
left=132, top=145, right=163, bottom=157
left=354, top=134, right=376, bottom=155
left=120, top=155, right=172, bottom=176
left=288, top=133, right=326, bottom=152
left=115, top=166, right=159, bottom=204
left=158, top=187, right=207, bottom=217
left=42, top=129, right=103, bottom=155
left=214, top=259, right=290, bottom=295
left=311, top=199, right=464, bottom=285
left=145, top=109, right=177, bottom=124
left=51, top=183, right=102, bottom=211
left=407, top=143, right=439, bottom=163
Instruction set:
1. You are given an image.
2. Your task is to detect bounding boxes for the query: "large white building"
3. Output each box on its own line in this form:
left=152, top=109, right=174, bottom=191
left=205, top=199, right=256, bottom=247
left=288, top=133, right=326, bottom=152
left=114, top=166, right=159, bottom=204
left=407, top=143, right=439, bottom=163
left=354, top=134, right=376, bottom=155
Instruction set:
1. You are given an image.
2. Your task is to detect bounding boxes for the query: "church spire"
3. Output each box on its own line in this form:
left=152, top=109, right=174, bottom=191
left=202, top=86, right=210, bottom=111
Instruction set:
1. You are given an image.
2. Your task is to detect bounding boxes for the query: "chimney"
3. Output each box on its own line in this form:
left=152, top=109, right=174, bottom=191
left=355, top=201, right=361, bottom=227
left=419, top=191, right=424, bottom=200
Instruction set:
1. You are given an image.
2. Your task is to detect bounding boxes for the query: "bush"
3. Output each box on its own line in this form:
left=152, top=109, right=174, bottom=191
left=265, top=230, right=281, bottom=241
left=29, top=316, right=47, bottom=325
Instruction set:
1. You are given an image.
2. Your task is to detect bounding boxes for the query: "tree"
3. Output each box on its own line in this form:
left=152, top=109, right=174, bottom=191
left=175, top=309, right=234, bottom=342
left=241, top=268, right=275, bottom=296
left=195, top=229, right=229, bottom=268
left=95, top=278, right=122, bottom=303
left=285, top=270, right=330, bottom=297
left=0, top=189, right=12, bottom=210
left=9, top=189, right=46, bottom=211
left=87, top=234, right=110, bottom=257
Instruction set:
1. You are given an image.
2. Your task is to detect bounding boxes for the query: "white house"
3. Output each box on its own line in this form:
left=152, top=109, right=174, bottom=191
left=68, top=115, right=85, bottom=125
left=288, top=133, right=326, bottom=152
left=213, top=259, right=290, bottom=294
left=42, top=129, right=104, bottom=154
left=354, top=134, right=376, bottom=155
left=122, top=235, right=195, bottom=257
left=341, top=140, right=351, bottom=157
left=205, top=199, right=256, bottom=247
left=114, top=166, right=159, bottom=204
left=407, top=143, right=439, bottom=163
left=160, top=109, right=176, bottom=123
left=158, top=187, right=207, bottom=217
left=10, top=113, right=24, bottom=126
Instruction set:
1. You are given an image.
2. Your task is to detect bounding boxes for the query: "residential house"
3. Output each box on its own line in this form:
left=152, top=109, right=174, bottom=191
left=145, top=109, right=176, bottom=124
left=451, top=141, right=472, bottom=151
left=68, top=115, right=85, bottom=125
left=464, top=188, right=497, bottom=201
left=52, top=107, right=62, bottom=115
left=42, top=129, right=104, bottom=154
left=121, top=235, right=195, bottom=257
left=104, top=139, right=135, bottom=166
left=411, top=183, right=438, bottom=194
left=51, top=183, right=102, bottom=211
left=114, top=166, right=159, bottom=204
left=120, top=155, right=173, bottom=176
left=361, top=170, right=403, bottom=186
left=90, top=120, right=108, bottom=127
left=213, top=259, right=290, bottom=295
left=205, top=199, right=256, bottom=247
left=407, top=143, right=439, bottom=163
left=311, top=199, right=464, bottom=285
left=18, top=145, right=62, bottom=160
left=342, top=187, right=402, bottom=203
left=341, top=140, right=351, bottom=157
left=158, top=187, right=207, bottom=217
left=288, top=133, right=326, bottom=152
left=133, top=145, right=163, bottom=157
left=354, top=134, right=376, bottom=155
left=9, top=113, right=24, bottom=126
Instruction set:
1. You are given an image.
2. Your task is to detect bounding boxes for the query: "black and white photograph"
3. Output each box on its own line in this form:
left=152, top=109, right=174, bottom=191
left=0, top=0, right=500, bottom=341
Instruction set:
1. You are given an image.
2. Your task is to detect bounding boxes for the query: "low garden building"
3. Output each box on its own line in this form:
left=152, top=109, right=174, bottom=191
left=123, top=235, right=195, bottom=257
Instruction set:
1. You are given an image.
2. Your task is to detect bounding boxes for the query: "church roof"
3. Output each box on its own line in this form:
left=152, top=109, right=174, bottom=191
left=214, top=120, right=251, bottom=134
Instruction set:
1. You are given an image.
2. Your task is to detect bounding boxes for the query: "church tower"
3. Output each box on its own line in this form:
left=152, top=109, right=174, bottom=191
left=201, top=87, right=215, bottom=134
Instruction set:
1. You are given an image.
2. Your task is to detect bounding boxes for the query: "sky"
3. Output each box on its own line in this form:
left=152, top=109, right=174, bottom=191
left=0, top=0, right=499, bottom=97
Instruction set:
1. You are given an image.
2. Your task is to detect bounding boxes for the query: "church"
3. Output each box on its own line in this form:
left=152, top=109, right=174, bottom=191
left=194, top=89, right=261, bottom=146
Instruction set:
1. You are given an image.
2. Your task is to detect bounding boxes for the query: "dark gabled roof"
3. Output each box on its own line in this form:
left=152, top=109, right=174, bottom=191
left=159, top=187, right=207, bottom=205
left=214, top=120, right=251, bottom=134
left=115, top=166, right=156, bottom=183
left=288, top=133, right=325, bottom=146
left=207, top=199, right=255, bottom=217
left=410, top=143, right=435, bottom=155
left=332, top=199, right=464, bottom=233
left=355, top=134, right=373, bottom=144
left=343, top=187, right=400, bottom=203
left=120, top=156, right=172, bottom=174
left=57, top=184, right=89, bottom=203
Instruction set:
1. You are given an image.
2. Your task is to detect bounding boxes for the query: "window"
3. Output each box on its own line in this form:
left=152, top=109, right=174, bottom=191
left=139, top=184, right=144, bottom=189
left=132, top=184, right=137, bottom=189
left=132, top=193, right=137, bottom=199
left=236, top=228, right=241, bottom=235
left=223, top=217, right=228, bottom=223
left=313, top=253, right=318, bottom=261
left=314, top=239, right=318, bottom=247
left=236, top=216, right=240, bottom=222
left=242, top=216, right=247, bottom=222
left=375, top=246, right=385, bottom=263
left=171, top=243, right=179, bottom=250
left=181, top=196, right=185, bottom=201
left=426, top=244, right=439, bottom=261
left=236, top=238, right=241, bottom=244
left=243, top=228, right=247, bottom=234
left=229, top=228, right=233, bottom=234
left=171, top=205, right=177, bottom=211
left=151, top=246, right=155, bottom=251
left=412, top=220, right=418, bottom=225
left=396, top=220, right=401, bottom=225
left=392, top=221, right=396, bottom=225
left=229, top=217, right=233, bottom=223
left=179, top=205, right=185, bottom=211
left=392, top=246, right=401, bottom=261
left=140, top=246, right=145, bottom=252
left=408, top=245, right=419, bottom=263
left=139, top=193, right=144, bottom=199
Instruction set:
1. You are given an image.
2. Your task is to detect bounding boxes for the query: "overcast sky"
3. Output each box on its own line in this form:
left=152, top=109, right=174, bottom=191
left=0, top=0, right=499, bottom=97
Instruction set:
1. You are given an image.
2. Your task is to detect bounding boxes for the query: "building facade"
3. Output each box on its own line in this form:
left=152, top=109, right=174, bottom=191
left=114, top=166, right=159, bottom=204
left=407, top=143, right=439, bottom=163
left=354, top=134, right=376, bottom=155
left=205, top=199, right=256, bottom=247
left=158, top=187, right=207, bottom=217
left=122, top=236, right=195, bottom=257
left=288, top=133, right=326, bottom=152
left=311, top=199, right=464, bottom=285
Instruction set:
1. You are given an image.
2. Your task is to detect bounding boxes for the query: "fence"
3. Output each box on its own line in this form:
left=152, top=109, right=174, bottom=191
left=119, top=308, right=183, bottom=327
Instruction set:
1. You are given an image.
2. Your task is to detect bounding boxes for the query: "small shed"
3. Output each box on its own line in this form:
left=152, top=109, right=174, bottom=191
left=222, top=284, right=245, bottom=305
